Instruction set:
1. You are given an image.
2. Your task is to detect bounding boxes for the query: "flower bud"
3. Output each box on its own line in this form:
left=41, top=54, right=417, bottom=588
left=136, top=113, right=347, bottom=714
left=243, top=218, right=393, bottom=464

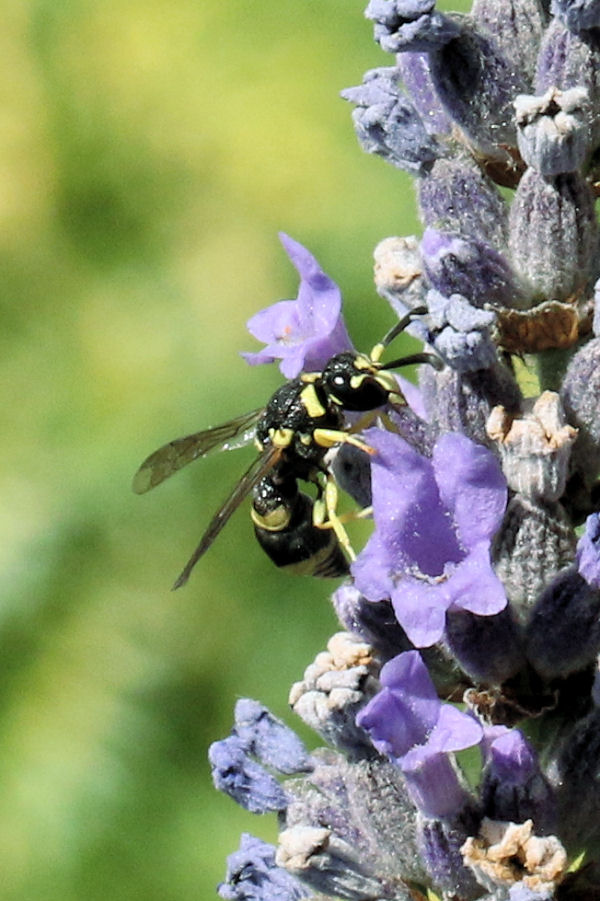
left=209, top=735, right=289, bottom=814
left=233, top=699, right=313, bottom=774
left=486, top=393, right=577, bottom=502
left=471, top=0, right=546, bottom=83
left=418, top=806, right=483, bottom=900
left=419, top=361, right=522, bottom=449
left=425, top=290, right=498, bottom=373
left=551, top=708, right=600, bottom=854
left=509, top=169, right=598, bottom=304
left=397, top=50, right=452, bottom=134
left=461, top=819, right=568, bottom=896
left=418, top=155, right=508, bottom=248
left=526, top=514, right=600, bottom=679
left=341, top=66, right=442, bottom=173
left=218, top=834, right=307, bottom=901
left=515, top=86, right=591, bottom=175
left=525, top=566, right=600, bottom=680
left=276, top=825, right=400, bottom=899
left=288, top=632, right=380, bottom=758
left=445, top=607, right=525, bottom=685
left=332, top=585, right=413, bottom=662
left=480, top=730, right=557, bottom=833
left=428, top=23, right=528, bottom=156
left=537, top=19, right=600, bottom=141
left=421, top=227, right=523, bottom=310
left=492, top=494, right=576, bottom=621
left=561, top=334, right=600, bottom=485
left=366, top=0, right=461, bottom=53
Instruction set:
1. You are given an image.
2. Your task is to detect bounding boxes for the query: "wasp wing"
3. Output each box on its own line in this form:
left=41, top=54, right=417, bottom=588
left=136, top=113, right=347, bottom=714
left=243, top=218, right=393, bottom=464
left=132, top=408, right=264, bottom=495
left=172, top=444, right=282, bottom=589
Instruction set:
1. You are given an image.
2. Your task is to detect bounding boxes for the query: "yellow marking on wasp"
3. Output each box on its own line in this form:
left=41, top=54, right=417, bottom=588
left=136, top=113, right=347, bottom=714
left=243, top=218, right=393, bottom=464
left=376, top=370, right=401, bottom=394
left=388, top=390, right=406, bottom=406
left=313, top=496, right=327, bottom=527
left=300, top=384, right=326, bottom=419
left=251, top=505, right=291, bottom=532
left=269, top=427, right=294, bottom=448
left=313, top=428, right=376, bottom=455
left=352, top=353, right=374, bottom=371
left=370, top=342, right=385, bottom=363
left=350, top=373, right=367, bottom=390
left=300, top=371, right=320, bottom=384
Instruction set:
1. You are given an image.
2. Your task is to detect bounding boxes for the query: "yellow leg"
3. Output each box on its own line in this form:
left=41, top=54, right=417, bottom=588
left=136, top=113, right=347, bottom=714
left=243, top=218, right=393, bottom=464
left=317, top=505, right=373, bottom=526
left=345, top=409, right=379, bottom=435
left=321, top=475, right=357, bottom=561
left=313, top=428, right=376, bottom=455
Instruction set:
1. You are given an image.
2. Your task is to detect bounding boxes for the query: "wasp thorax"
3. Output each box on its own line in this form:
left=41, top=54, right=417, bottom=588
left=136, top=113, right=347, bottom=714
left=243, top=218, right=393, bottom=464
left=320, top=352, right=391, bottom=411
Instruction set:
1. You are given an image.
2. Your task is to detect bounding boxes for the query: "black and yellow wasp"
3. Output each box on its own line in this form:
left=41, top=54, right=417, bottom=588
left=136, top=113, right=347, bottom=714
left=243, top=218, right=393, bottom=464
left=133, top=312, right=436, bottom=587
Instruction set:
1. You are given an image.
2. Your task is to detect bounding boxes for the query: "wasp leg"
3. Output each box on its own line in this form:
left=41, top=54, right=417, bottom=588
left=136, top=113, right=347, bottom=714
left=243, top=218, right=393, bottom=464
left=312, top=475, right=357, bottom=561
left=312, top=428, right=376, bottom=454
left=316, top=505, right=373, bottom=526
left=344, top=409, right=379, bottom=434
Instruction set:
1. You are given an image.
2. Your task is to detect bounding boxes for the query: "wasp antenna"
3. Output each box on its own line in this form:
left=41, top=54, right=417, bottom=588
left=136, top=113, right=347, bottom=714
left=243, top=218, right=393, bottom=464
left=376, top=306, right=428, bottom=352
left=172, top=561, right=194, bottom=590
left=380, top=351, right=443, bottom=372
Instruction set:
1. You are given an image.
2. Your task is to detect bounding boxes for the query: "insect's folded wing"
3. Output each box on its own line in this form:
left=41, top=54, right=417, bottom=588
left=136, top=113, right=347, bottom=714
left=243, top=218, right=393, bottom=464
left=132, top=408, right=264, bottom=494
left=172, top=444, right=282, bottom=589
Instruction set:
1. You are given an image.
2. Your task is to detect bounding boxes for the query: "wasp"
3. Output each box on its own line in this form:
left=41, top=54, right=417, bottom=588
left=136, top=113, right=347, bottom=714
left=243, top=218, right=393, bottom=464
left=133, top=311, right=438, bottom=588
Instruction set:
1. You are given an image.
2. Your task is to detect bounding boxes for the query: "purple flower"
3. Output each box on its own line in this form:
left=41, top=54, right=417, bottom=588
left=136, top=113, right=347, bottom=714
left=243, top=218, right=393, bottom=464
left=425, top=290, right=498, bottom=372
left=210, top=700, right=313, bottom=813
left=233, top=699, right=312, bottom=775
left=352, top=428, right=508, bottom=646
left=341, top=66, right=442, bottom=173
left=357, top=651, right=482, bottom=758
left=218, top=834, right=308, bottom=900
left=209, top=734, right=288, bottom=814
left=241, top=233, right=353, bottom=378
left=552, top=0, right=600, bottom=32
left=365, top=0, right=461, bottom=53
left=576, top=512, right=600, bottom=588
left=421, top=227, right=523, bottom=310
left=357, top=651, right=482, bottom=817
left=481, top=729, right=556, bottom=832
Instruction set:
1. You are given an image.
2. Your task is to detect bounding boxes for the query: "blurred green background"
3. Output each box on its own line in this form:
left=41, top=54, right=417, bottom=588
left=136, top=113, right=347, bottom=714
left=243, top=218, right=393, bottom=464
left=0, top=0, right=444, bottom=898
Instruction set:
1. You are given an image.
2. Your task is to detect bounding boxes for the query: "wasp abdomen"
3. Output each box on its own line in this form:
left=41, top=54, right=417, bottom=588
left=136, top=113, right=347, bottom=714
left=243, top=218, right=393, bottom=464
left=252, top=474, right=349, bottom=578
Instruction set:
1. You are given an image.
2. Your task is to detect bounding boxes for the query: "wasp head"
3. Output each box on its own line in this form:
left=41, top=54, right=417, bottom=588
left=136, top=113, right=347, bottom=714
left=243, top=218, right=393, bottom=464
left=320, top=352, right=398, bottom=411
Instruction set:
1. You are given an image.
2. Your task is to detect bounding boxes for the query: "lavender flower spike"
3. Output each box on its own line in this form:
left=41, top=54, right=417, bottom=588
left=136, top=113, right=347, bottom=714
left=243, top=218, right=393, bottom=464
left=242, top=233, right=353, bottom=378
left=210, top=1, right=600, bottom=898
left=352, top=428, right=508, bottom=647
